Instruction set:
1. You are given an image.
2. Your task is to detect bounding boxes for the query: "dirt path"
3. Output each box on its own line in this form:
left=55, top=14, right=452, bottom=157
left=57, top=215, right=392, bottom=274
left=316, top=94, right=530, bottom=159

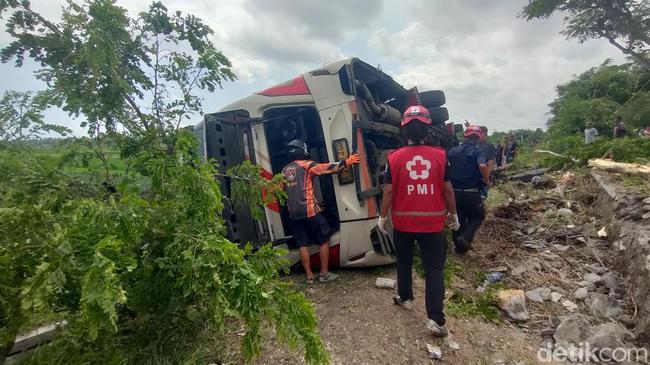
left=255, top=170, right=647, bottom=364
left=257, top=267, right=546, bottom=365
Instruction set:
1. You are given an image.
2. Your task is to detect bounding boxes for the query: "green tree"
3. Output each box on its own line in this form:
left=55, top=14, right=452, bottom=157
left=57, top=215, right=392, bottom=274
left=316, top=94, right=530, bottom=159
left=521, top=0, right=650, bottom=70
left=0, top=90, right=71, bottom=145
left=545, top=60, right=650, bottom=137
left=0, top=1, right=327, bottom=364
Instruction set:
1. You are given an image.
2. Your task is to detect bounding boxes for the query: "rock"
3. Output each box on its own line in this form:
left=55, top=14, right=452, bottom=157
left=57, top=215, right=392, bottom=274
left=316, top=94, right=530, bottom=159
left=576, top=280, right=591, bottom=287
left=597, top=226, right=608, bottom=238
left=583, top=272, right=602, bottom=284
left=497, top=289, right=530, bottom=322
left=525, top=287, right=552, bottom=303
left=553, top=244, right=570, bottom=252
left=551, top=292, right=563, bottom=303
left=426, top=344, right=442, bottom=360
left=561, top=299, right=579, bottom=312
left=550, top=315, right=562, bottom=327
left=558, top=208, right=573, bottom=217
left=643, top=212, right=650, bottom=220
left=644, top=197, right=650, bottom=204
left=553, top=315, right=592, bottom=346
left=444, top=338, right=460, bottom=351
left=588, top=323, right=627, bottom=360
left=642, top=205, right=650, bottom=212
left=375, top=277, right=396, bottom=290
left=575, top=236, right=587, bottom=244
left=600, top=272, right=617, bottom=290
left=550, top=286, right=568, bottom=295
left=589, top=293, right=622, bottom=319
left=523, top=241, right=546, bottom=251
left=574, top=287, right=589, bottom=300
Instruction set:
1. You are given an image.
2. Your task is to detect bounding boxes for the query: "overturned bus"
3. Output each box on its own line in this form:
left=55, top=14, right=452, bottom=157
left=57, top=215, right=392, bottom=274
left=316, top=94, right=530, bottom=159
left=194, top=58, right=452, bottom=268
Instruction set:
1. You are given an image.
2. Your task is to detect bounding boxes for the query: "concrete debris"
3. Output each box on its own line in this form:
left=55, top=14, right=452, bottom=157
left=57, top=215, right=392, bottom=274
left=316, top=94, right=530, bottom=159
left=597, top=226, right=608, bottom=238
left=561, top=299, right=579, bottom=312
left=444, top=338, right=460, bottom=351
left=525, top=287, right=552, bottom=303
left=588, top=323, right=627, bottom=360
left=553, top=315, right=592, bottom=346
left=583, top=272, right=602, bottom=284
left=589, top=293, right=622, bottom=319
left=573, top=287, right=589, bottom=300
left=550, top=292, right=563, bottom=303
left=497, top=289, right=529, bottom=321
left=600, top=272, right=617, bottom=290
left=426, top=344, right=442, bottom=360
left=375, top=277, right=396, bottom=290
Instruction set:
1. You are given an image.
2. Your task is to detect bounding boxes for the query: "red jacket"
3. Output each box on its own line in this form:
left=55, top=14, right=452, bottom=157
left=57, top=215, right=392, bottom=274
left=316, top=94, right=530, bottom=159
left=387, top=145, right=447, bottom=233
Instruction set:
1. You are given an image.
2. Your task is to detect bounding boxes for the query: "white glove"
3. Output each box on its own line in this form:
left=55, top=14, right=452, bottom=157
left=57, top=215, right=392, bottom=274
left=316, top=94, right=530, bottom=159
left=446, top=213, right=460, bottom=231
left=378, top=216, right=388, bottom=234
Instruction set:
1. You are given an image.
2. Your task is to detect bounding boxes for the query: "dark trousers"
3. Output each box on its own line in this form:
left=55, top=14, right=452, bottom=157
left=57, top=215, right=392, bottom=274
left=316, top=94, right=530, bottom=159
left=453, top=191, right=485, bottom=250
left=394, top=229, right=447, bottom=326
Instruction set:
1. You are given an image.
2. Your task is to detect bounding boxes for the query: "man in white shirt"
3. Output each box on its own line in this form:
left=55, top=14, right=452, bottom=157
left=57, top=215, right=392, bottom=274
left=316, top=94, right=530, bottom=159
left=584, top=121, right=598, bottom=144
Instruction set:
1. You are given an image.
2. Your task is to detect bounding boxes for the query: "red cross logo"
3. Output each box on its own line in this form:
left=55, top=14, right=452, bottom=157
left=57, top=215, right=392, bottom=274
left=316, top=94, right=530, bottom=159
left=406, top=155, right=431, bottom=180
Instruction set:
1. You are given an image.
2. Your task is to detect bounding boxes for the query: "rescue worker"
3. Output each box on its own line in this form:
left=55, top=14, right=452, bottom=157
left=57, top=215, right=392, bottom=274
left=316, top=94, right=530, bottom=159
left=448, top=125, right=490, bottom=254
left=282, top=140, right=360, bottom=284
left=377, top=105, right=459, bottom=338
left=477, top=126, right=496, bottom=200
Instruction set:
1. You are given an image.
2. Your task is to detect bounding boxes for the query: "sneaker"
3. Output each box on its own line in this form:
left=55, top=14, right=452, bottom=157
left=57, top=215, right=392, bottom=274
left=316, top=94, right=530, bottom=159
left=454, top=237, right=470, bottom=254
left=392, top=295, right=414, bottom=311
left=426, top=319, right=449, bottom=338
left=318, top=272, right=338, bottom=283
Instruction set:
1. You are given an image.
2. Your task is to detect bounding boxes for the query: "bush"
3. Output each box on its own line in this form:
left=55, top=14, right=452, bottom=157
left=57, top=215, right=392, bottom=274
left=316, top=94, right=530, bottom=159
left=0, top=135, right=328, bottom=364
left=543, top=135, right=650, bottom=163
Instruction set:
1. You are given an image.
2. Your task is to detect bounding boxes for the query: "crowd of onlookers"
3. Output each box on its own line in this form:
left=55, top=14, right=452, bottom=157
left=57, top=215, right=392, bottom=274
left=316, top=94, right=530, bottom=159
left=585, top=115, right=650, bottom=144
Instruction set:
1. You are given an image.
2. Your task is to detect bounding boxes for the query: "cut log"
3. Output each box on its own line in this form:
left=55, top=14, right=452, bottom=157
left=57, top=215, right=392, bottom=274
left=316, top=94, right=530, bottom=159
left=588, top=159, right=650, bottom=177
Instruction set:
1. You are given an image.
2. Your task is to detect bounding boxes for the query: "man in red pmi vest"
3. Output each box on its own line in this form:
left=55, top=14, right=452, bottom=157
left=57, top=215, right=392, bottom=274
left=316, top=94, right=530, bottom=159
left=283, top=140, right=360, bottom=284
left=378, top=105, right=459, bottom=338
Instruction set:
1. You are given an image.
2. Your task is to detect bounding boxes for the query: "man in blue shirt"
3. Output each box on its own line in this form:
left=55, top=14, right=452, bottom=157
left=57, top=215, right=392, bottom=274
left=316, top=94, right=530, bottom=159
left=448, top=125, right=491, bottom=254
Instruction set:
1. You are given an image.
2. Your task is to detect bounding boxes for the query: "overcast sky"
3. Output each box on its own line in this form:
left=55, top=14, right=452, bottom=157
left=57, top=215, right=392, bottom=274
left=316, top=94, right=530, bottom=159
left=0, top=0, right=627, bottom=135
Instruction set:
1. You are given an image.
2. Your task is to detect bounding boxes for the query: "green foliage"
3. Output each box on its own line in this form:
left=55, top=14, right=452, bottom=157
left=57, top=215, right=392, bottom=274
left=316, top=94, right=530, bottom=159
left=544, top=135, right=650, bottom=162
left=521, top=0, right=650, bottom=70
left=0, top=91, right=71, bottom=145
left=545, top=61, right=650, bottom=138
left=446, top=283, right=503, bottom=322
left=227, top=161, right=287, bottom=220
left=0, top=1, right=327, bottom=364
left=489, top=128, right=545, bottom=147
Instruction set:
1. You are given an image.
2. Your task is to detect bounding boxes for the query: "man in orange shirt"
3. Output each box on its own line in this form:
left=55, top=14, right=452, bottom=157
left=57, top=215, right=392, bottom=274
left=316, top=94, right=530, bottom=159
left=282, top=140, right=360, bottom=284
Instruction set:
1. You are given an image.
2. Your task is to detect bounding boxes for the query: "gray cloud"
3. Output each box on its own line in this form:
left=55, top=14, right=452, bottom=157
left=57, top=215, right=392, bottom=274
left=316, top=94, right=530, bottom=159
left=0, top=0, right=631, bottom=135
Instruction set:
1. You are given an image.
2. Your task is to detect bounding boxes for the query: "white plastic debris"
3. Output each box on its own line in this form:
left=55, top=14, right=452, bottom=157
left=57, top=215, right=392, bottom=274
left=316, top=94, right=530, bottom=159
left=426, top=344, right=443, bottom=360
left=597, top=227, right=608, bottom=238
left=375, top=277, right=396, bottom=290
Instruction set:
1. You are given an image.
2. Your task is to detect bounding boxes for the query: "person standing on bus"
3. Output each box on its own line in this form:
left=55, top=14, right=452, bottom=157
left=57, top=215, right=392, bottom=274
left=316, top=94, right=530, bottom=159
left=282, top=140, right=360, bottom=285
left=377, top=105, right=459, bottom=338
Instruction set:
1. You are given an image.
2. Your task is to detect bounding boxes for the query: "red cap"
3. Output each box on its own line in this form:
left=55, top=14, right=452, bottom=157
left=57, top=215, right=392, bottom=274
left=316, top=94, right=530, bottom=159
left=464, top=125, right=484, bottom=138
left=401, top=105, right=432, bottom=126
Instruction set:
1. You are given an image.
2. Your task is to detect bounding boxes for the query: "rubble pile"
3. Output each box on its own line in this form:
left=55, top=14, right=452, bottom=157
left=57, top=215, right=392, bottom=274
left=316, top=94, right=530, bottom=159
left=468, top=169, right=647, bottom=358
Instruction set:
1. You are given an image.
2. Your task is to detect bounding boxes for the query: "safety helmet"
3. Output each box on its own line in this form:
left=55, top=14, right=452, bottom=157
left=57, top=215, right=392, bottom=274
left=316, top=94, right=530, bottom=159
left=463, top=125, right=484, bottom=138
left=286, top=139, right=309, bottom=157
left=401, top=105, right=432, bottom=126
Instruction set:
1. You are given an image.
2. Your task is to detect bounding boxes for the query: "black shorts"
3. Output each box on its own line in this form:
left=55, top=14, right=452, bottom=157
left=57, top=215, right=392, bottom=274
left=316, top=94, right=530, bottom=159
left=291, top=213, right=331, bottom=247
